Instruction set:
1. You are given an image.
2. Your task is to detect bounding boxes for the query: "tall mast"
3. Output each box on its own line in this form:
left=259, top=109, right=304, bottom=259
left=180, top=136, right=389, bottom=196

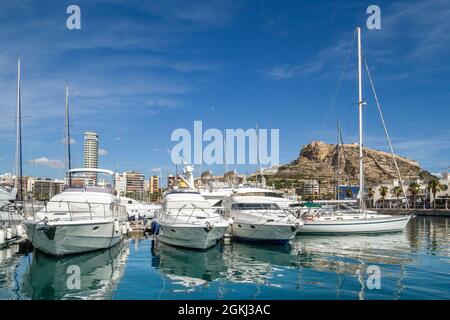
left=357, top=27, right=365, bottom=210
left=336, top=120, right=341, bottom=202
left=256, top=122, right=262, bottom=185
left=223, top=129, right=228, bottom=174
left=14, top=57, right=23, bottom=201
left=65, top=83, right=72, bottom=185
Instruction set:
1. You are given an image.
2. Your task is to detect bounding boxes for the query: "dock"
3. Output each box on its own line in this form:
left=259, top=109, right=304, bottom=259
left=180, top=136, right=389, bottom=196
left=128, top=220, right=152, bottom=236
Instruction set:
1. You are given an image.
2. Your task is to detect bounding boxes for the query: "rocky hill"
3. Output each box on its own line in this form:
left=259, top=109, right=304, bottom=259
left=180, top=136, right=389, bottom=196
left=271, top=140, right=434, bottom=194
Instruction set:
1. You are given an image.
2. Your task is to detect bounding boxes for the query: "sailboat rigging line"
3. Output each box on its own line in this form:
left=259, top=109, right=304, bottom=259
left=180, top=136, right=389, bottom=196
left=363, top=56, right=410, bottom=209
left=338, top=124, right=353, bottom=188
left=65, top=84, right=72, bottom=171
left=15, top=58, right=24, bottom=202
left=336, top=120, right=340, bottom=203
left=322, top=32, right=356, bottom=130
left=256, top=122, right=263, bottom=186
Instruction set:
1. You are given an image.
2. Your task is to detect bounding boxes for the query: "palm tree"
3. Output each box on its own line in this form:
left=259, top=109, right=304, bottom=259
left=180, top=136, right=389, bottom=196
left=345, top=188, right=353, bottom=199
left=392, top=186, right=403, bottom=208
left=427, top=179, right=444, bottom=209
left=408, top=181, right=420, bottom=209
left=379, top=186, right=389, bottom=208
left=367, top=187, right=375, bottom=208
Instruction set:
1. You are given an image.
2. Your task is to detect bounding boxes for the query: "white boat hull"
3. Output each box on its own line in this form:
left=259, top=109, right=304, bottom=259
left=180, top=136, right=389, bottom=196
left=157, top=224, right=227, bottom=250
left=231, top=222, right=298, bottom=243
left=23, top=219, right=123, bottom=256
left=298, top=215, right=412, bottom=234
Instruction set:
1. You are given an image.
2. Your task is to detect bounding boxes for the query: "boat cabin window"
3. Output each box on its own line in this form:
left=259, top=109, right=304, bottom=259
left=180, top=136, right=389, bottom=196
left=232, top=203, right=280, bottom=210
left=237, top=192, right=283, bottom=198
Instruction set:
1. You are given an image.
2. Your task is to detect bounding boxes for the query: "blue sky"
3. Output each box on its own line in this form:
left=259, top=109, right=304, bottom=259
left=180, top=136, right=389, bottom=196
left=0, top=0, right=449, bottom=183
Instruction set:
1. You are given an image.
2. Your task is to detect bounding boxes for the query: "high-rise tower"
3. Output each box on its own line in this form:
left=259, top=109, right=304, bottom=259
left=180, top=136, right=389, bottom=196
left=83, top=131, right=98, bottom=169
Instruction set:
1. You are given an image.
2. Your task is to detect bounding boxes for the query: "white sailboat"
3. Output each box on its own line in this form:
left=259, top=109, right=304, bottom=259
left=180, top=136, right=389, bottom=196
left=154, top=163, right=229, bottom=250
left=298, top=27, right=412, bottom=234
left=0, top=58, right=26, bottom=247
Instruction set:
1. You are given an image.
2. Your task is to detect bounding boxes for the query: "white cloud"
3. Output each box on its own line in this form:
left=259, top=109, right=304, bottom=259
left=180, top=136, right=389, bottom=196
left=99, top=149, right=108, bottom=156
left=29, top=157, right=64, bottom=169
left=267, top=62, right=324, bottom=80
left=172, top=61, right=220, bottom=73
left=145, top=98, right=180, bottom=108
left=59, top=138, right=76, bottom=144
left=266, top=0, right=450, bottom=81
left=431, top=173, right=443, bottom=179
left=141, top=0, right=241, bottom=27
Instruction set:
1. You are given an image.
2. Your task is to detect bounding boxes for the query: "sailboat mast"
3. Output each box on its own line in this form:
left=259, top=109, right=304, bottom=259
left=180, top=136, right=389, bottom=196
left=256, top=122, right=263, bottom=186
left=15, top=58, right=23, bottom=201
left=357, top=27, right=365, bottom=209
left=223, top=129, right=228, bottom=174
left=336, top=120, right=341, bottom=202
left=65, top=83, right=72, bottom=185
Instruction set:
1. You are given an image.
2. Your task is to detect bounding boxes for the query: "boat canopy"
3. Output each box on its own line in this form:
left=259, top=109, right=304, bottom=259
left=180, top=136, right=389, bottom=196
left=289, top=201, right=322, bottom=208
left=68, top=168, right=115, bottom=175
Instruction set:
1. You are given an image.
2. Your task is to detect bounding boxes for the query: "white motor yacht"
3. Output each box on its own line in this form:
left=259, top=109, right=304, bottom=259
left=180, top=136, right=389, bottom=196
left=230, top=186, right=295, bottom=209
left=154, top=164, right=229, bottom=250
left=0, top=187, right=25, bottom=246
left=199, top=185, right=234, bottom=207
left=0, top=187, right=22, bottom=223
left=120, top=196, right=160, bottom=220
left=222, top=193, right=302, bottom=243
left=23, top=168, right=128, bottom=256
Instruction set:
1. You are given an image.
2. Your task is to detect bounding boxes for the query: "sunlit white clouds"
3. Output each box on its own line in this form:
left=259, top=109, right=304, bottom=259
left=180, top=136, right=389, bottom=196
left=28, top=157, right=65, bottom=169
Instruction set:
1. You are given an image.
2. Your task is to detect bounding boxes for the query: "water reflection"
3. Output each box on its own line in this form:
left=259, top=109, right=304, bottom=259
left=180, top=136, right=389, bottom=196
left=0, top=244, right=23, bottom=299
left=151, top=240, right=227, bottom=288
left=148, top=217, right=449, bottom=299
left=0, top=217, right=448, bottom=299
left=222, top=242, right=298, bottom=285
left=20, top=243, right=129, bottom=300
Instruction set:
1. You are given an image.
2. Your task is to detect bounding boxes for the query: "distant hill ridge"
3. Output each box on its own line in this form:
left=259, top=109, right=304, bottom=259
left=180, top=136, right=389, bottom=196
left=271, top=140, right=434, bottom=193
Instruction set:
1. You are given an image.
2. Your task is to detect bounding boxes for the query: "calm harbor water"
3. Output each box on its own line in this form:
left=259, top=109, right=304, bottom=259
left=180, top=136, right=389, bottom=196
left=1, top=216, right=449, bottom=300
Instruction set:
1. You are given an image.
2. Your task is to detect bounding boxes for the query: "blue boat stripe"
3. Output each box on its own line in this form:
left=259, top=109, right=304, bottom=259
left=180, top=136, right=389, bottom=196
left=305, top=217, right=409, bottom=226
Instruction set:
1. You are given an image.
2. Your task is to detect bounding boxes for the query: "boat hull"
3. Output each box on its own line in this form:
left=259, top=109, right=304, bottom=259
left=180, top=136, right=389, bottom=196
left=297, top=215, right=412, bottom=234
left=23, top=219, right=123, bottom=256
left=157, top=224, right=227, bottom=250
left=231, top=222, right=298, bottom=243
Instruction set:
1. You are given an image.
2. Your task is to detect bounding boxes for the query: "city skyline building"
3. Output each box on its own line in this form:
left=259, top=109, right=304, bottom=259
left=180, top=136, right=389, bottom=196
left=149, top=175, right=160, bottom=194
left=84, top=131, right=99, bottom=169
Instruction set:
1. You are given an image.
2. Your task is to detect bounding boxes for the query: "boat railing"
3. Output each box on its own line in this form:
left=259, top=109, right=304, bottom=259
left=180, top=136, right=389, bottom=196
left=233, top=207, right=292, bottom=223
left=161, top=203, right=213, bottom=223
left=23, top=200, right=127, bottom=222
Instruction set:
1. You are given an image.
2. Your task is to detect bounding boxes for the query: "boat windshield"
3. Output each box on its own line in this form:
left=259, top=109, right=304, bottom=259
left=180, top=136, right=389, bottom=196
left=232, top=203, right=281, bottom=210
left=66, top=170, right=115, bottom=194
